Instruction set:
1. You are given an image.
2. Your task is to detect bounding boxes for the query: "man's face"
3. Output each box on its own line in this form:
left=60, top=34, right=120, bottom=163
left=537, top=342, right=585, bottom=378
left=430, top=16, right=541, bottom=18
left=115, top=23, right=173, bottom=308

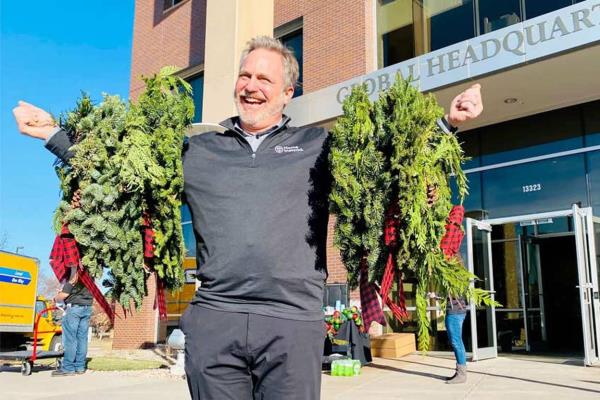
left=235, top=48, right=294, bottom=133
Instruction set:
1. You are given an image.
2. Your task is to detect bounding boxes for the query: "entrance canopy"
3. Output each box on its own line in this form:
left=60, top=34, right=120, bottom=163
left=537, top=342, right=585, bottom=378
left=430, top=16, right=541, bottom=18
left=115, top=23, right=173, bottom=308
left=285, top=1, right=600, bottom=131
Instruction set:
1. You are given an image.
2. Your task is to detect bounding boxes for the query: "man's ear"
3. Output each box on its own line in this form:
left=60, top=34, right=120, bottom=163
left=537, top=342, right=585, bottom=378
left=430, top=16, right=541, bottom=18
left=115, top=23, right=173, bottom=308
left=283, top=86, right=295, bottom=105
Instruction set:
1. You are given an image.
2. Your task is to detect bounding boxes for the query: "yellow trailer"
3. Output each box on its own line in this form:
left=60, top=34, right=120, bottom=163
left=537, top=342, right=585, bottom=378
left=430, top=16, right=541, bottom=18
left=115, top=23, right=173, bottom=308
left=0, top=251, right=62, bottom=352
left=0, top=251, right=39, bottom=333
left=166, top=258, right=197, bottom=327
left=0, top=251, right=64, bottom=375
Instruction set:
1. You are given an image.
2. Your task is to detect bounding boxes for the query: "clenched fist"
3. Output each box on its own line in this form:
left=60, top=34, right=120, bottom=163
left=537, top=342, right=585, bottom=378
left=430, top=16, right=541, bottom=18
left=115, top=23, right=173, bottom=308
left=446, top=84, right=483, bottom=128
left=12, top=101, right=57, bottom=140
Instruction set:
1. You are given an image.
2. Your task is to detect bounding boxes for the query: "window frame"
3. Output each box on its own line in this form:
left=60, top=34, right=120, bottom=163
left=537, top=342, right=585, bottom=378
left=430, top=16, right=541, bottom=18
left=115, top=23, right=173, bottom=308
left=177, top=64, right=205, bottom=124
left=275, top=18, right=304, bottom=97
left=163, top=0, right=187, bottom=13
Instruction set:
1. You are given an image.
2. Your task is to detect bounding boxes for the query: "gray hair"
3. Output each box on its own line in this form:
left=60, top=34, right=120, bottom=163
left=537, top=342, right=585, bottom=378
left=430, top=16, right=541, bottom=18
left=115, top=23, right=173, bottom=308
left=239, top=36, right=300, bottom=91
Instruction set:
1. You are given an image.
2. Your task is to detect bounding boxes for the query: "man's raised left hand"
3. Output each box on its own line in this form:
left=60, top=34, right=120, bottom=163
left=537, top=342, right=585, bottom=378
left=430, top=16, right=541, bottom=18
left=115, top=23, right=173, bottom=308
left=446, top=84, right=483, bottom=128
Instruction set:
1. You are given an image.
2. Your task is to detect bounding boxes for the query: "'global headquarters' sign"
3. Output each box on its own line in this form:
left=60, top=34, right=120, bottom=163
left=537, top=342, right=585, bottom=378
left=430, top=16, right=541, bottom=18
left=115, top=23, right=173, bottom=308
left=336, top=1, right=600, bottom=103
left=286, top=0, right=600, bottom=126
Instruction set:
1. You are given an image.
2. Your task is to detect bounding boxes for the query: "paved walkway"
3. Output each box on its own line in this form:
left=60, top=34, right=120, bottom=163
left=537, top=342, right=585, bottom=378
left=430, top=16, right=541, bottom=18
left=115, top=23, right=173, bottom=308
left=1, top=353, right=599, bottom=399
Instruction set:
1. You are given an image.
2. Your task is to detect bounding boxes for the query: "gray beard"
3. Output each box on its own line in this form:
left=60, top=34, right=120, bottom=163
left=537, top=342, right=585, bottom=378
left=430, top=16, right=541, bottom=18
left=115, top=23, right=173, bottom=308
left=235, top=95, right=285, bottom=128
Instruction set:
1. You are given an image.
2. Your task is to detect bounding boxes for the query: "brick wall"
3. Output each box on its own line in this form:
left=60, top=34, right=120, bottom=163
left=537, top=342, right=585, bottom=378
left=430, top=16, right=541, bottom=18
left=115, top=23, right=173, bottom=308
left=275, top=0, right=375, bottom=93
left=112, top=275, right=158, bottom=349
left=326, top=215, right=360, bottom=301
left=129, top=0, right=207, bottom=99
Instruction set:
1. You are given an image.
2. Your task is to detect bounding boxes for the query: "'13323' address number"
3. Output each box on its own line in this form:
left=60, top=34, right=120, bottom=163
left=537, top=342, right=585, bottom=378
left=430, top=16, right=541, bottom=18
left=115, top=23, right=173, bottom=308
left=522, top=184, right=542, bottom=193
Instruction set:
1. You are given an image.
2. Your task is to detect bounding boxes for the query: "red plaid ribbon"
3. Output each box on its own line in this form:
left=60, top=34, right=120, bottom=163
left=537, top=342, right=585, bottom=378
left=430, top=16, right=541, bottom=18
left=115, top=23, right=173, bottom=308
left=359, top=204, right=465, bottom=330
left=440, top=205, right=465, bottom=258
left=380, top=203, right=409, bottom=321
left=50, top=225, right=114, bottom=321
left=142, top=215, right=167, bottom=321
left=143, top=215, right=155, bottom=259
left=359, top=258, right=386, bottom=331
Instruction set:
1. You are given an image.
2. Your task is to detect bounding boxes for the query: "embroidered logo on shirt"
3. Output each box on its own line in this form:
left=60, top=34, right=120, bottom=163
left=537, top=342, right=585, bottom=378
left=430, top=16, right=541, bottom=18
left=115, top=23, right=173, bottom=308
left=274, top=145, right=304, bottom=154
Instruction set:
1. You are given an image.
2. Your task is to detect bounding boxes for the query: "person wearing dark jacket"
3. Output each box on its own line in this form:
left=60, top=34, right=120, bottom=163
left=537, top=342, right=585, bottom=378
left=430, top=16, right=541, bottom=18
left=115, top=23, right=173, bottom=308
left=13, top=35, right=483, bottom=399
left=52, top=267, right=93, bottom=377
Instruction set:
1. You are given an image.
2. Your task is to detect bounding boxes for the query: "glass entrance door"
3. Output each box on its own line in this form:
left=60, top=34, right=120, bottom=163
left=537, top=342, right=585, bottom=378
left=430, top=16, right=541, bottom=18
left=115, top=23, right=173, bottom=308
left=466, top=218, right=498, bottom=360
left=589, top=214, right=600, bottom=363
left=573, top=206, right=600, bottom=365
left=467, top=207, right=600, bottom=364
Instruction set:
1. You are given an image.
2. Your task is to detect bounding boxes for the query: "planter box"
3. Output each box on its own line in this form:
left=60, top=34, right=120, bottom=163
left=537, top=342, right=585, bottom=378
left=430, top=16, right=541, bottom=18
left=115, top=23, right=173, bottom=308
left=370, top=333, right=416, bottom=358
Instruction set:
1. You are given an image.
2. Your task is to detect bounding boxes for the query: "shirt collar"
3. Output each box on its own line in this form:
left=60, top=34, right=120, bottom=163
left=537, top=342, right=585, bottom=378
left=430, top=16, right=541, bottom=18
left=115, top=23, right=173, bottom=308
left=233, top=118, right=284, bottom=138
left=220, top=114, right=291, bottom=136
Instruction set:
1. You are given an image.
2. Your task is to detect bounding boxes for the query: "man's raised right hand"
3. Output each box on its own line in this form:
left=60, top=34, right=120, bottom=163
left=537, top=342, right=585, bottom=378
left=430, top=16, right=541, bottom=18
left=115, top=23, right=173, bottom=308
left=12, top=100, right=58, bottom=140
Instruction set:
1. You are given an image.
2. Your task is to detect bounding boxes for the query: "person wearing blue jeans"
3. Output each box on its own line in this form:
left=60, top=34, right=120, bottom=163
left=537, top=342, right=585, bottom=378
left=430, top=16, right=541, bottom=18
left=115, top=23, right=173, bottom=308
left=52, top=268, right=93, bottom=377
left=445, top=296, right=468, bottom=384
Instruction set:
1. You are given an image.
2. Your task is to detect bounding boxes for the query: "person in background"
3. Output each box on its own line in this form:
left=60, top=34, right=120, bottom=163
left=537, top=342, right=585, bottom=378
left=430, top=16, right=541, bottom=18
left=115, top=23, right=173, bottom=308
left=429, top=291, right=468, bottom=384
left=52, top=267, right=93, bottom=377
left=444, top=294, right=468, bottom=383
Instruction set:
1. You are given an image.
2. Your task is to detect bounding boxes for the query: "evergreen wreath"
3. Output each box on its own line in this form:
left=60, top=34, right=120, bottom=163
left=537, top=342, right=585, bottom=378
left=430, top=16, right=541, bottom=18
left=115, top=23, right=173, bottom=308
left=53, top=66, right=194, bottom=308
left=329, top=75, right=496, bottom=350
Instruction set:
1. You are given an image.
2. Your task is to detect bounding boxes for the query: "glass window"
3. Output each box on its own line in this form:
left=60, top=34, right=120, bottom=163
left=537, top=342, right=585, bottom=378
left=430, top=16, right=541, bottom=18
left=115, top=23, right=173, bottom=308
left=323, top=284, right=348, bottom=308
left=376, top=0, right=584, bottom=69
left=482, top=154, right=588, bottom=218
left=452, top=171, right=483, bottom=216
left=585, top=150, right=600, bottom=211
left=583, top=100, right=600, bottom=146
left=164, top=0, right=185, bottom=11
left=492, top=241, right=523, bottom=309
left=377, top=0, right=415, bottom=67
left=478, top=106, right=583, bottom=166
left=182, top=223, right=196, bottom=257
left=457, top=130, right=480, bottom=169
left=524, top=0, right=574, bottom=20
left=414, top=0, right=476, bottom=53
left=478, top=0, right=522, bottom=34
left=382, top=24, right=415, bottom=67
left=187, top=74, right=204, bottom=123
left=280, top=30, right=303, bottom=97
left=378, top=0, right=476, bottom=67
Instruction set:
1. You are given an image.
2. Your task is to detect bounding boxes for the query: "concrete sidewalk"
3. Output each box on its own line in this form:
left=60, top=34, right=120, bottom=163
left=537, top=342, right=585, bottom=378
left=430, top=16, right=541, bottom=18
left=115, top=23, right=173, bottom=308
left=1, top=353, right=598, bottom=399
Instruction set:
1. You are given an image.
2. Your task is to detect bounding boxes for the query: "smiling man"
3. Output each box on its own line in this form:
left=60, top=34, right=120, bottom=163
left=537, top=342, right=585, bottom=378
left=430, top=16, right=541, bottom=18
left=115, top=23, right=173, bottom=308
left=13, top=36, right=482, bottom=400
left=234, top=46, right=294, bottom=132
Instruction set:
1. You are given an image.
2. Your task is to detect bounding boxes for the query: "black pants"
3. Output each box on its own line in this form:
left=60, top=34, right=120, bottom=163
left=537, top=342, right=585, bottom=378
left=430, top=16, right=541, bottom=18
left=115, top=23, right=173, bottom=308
left=180, top=305, right=325, bottom=400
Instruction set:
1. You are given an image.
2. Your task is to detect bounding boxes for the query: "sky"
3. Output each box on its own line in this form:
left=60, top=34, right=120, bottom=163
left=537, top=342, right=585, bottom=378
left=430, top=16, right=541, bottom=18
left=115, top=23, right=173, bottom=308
left=0, top=1, right=135, bottom=283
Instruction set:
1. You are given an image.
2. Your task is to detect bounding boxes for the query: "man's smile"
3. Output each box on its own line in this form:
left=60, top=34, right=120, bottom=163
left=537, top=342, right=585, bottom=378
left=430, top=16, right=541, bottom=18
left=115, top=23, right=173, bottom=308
left=240, top=95, right=266, bottom=109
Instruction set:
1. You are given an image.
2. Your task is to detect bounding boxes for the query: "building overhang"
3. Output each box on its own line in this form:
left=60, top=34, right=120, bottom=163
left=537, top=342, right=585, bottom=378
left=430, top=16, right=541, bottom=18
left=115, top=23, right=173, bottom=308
left=286, top=0, right=600, bottom=131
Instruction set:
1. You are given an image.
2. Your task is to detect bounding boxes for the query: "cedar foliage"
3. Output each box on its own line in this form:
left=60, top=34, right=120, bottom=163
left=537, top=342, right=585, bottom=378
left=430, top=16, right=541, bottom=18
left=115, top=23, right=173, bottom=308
left=329, top=75, right=495, bottom=350
left=53, top=67, right=194, bottom=308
